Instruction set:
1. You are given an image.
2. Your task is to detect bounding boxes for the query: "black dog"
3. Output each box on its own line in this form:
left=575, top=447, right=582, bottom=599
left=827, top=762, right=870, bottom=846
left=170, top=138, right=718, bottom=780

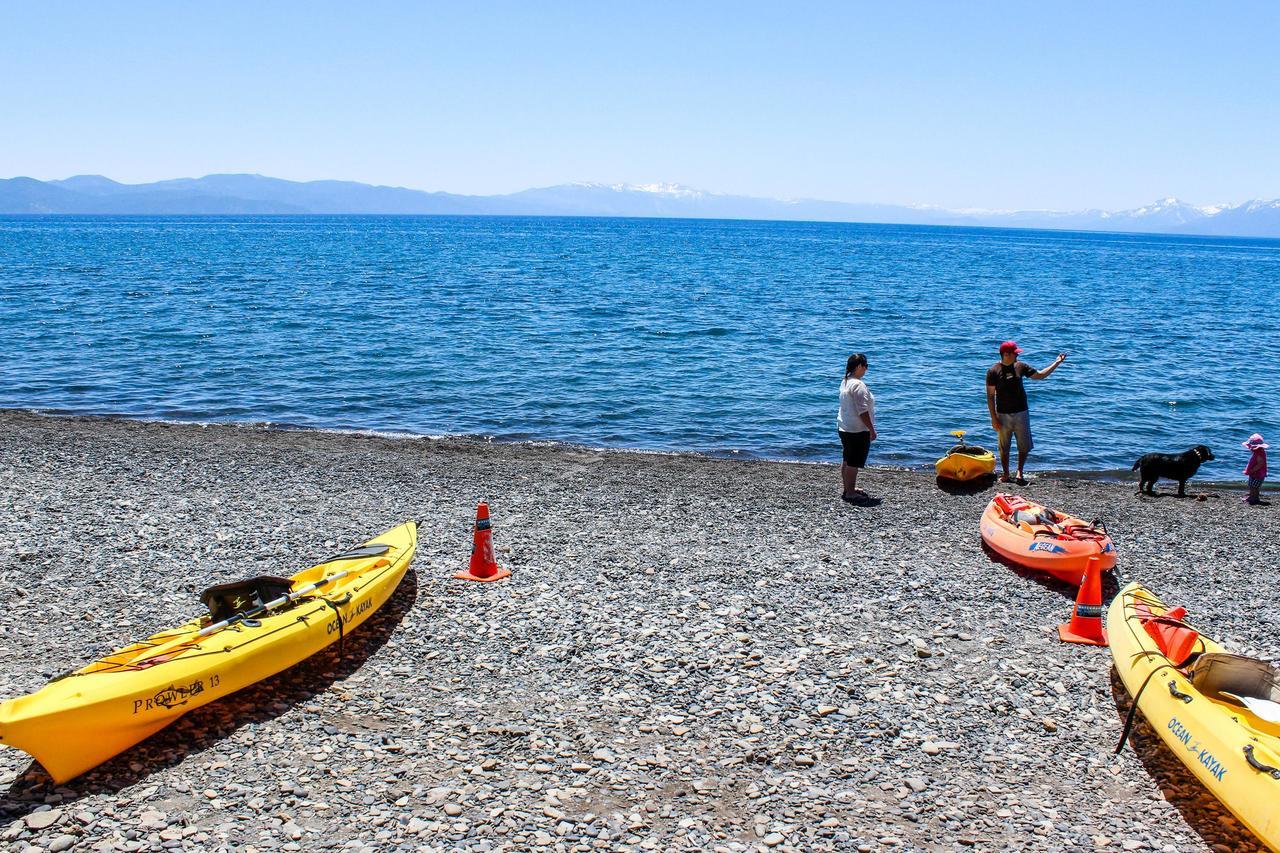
left=1132, top=445, right=1214, bottom=496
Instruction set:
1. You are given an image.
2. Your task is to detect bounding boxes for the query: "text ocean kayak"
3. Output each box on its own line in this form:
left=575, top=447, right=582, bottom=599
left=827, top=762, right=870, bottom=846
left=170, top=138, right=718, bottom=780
left=0, top=520, right=417, bottom=783
left=980, top=494, right=1115, bottom=583
left=1109, top=583, right=1280, bottom=851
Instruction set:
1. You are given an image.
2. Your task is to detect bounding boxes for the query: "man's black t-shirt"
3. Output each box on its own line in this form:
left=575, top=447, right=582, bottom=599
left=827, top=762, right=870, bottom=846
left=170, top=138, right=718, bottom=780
left=986, top=360, right=1036, bottom=414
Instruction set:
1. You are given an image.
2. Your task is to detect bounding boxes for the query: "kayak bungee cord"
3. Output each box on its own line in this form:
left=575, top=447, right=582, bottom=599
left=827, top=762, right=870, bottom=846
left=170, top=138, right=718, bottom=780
left=1113, top=590, right=1208, bottom=753
left=196, top=569, right=352, bottom=637
left=1114, top=659, right=1190, bottom=754
left=113, top=569, right=358, bottom=670
left=128, top=555, right=399, bottom=668
left=56, top=548, right=402, bottom=678
left=126, top=562, right=389, bottom=668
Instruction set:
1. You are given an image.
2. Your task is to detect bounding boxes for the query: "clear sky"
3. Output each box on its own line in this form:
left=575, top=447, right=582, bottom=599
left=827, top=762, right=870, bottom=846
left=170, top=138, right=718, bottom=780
left=3, top=1, right=1277, bottom=210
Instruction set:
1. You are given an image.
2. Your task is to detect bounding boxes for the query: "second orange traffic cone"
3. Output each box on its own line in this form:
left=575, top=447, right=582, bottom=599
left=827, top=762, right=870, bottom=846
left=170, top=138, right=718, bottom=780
left=1058, top=555, right=1108, bottom=646
left=454, top=502, right=511, bottom=582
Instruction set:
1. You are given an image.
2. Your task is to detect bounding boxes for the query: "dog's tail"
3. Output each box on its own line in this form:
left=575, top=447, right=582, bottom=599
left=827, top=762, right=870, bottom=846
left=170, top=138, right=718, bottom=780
left=1131, top=459, right=1140, bottom=471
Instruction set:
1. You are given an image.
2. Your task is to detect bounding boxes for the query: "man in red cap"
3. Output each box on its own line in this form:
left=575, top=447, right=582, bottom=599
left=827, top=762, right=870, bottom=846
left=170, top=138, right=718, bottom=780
left=985, top=341, right=1066, bottom=483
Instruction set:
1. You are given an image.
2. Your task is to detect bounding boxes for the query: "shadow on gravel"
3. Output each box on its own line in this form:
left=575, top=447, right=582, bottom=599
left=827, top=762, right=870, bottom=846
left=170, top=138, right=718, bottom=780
left=979, top=540, right=1121, bottom=602
left=935, top=474, right=997, bottom=495
left=1107, top=667, right=1266, bottom=853
left=1135, top=489, right=1221, bottom=502
left=0, top=568, right=419, bottom=819
left=838, top=492, right=885, bottom=507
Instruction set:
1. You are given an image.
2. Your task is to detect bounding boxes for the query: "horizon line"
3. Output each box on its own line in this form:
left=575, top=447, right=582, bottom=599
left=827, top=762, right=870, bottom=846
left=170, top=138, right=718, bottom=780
left=6, top=172, right=1270, bottom=215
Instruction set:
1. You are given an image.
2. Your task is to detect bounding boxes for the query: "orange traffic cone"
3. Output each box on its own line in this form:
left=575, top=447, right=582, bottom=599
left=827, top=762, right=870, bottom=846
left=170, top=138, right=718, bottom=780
left=454, top=502, right=511, bottom=582
left=1058, top=555, right=1108, bottom=646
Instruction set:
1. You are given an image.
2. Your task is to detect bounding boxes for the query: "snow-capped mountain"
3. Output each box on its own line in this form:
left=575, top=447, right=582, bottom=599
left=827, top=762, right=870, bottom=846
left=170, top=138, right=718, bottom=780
left=1180, top=198, right=1280, bottom=237
left=1100, top=197, right=1215, bottom=227
left=572, top=182, right=709, bottom=199
left=2, top=174, right=1278, bottom=237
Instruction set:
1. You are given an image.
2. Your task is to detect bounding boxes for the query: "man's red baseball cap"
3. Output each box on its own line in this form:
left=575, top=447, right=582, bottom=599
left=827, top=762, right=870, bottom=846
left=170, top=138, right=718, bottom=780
left=999, top=340, right=1023, bottom=354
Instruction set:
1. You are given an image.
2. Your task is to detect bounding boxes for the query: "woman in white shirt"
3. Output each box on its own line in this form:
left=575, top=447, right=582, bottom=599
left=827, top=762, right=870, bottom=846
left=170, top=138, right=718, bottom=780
left=837, top=353, right=877, bottom=502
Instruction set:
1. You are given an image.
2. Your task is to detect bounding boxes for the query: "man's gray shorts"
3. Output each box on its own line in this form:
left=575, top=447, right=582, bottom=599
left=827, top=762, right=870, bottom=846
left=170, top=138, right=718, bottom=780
left=996, top=410, right=1033, bottom=454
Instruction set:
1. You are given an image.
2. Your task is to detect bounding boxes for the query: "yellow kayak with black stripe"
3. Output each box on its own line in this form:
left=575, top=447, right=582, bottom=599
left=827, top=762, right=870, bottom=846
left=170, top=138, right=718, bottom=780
left=0, top=520, right=417, bottom=783
left=1110, top=582, right=1280, bottom=851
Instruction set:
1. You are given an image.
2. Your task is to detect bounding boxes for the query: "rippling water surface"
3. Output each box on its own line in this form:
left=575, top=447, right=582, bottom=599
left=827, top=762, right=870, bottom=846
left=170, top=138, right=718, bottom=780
left=1, top=215, right=1277, bottom=477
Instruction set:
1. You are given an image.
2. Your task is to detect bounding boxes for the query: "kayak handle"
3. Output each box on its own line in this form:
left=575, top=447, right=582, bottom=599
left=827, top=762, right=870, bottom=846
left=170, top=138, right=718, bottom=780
left=1244, top=745, right=1280, bottom=779
left=1167, top=681, right=1193, bottom=703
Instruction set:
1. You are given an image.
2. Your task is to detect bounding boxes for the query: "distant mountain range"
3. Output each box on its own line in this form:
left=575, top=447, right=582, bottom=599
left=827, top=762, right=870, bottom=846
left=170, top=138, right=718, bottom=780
left=3, top=173, right=1279, bottom=237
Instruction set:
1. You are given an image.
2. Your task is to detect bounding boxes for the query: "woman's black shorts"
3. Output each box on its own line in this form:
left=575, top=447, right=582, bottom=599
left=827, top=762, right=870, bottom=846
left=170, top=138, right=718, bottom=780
left=838, top=429, right=871, bottom=467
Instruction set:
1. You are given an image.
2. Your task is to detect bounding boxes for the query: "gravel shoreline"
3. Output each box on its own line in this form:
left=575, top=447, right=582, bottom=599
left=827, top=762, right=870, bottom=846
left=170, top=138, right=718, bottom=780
left=1, top=410, right=1275, bottom=852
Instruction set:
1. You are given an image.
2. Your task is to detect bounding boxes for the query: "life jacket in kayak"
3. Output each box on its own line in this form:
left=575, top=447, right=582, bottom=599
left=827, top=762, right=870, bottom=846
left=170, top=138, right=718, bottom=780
left=1135, top=603, right=1202, bottom=666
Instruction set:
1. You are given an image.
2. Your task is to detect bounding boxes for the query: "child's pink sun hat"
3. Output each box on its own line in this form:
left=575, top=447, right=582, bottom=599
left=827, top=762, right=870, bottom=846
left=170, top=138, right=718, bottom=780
left=1243, top=433, right=1269, bottom=450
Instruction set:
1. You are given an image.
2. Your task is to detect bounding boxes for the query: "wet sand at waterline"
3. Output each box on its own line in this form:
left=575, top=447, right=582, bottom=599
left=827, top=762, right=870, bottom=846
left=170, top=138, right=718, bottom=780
left=0, top=410, right=1274, bottom=851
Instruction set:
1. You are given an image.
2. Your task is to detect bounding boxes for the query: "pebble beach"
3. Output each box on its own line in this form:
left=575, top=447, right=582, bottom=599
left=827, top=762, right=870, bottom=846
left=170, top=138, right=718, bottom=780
left=0, top=409, right=1275, bottom=853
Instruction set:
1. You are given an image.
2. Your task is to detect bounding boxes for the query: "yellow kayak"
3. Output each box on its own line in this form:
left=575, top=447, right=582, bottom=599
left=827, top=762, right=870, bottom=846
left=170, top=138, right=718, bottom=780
left=0, top=520, right=417, bottom=783
left=1110, top=582, right=1280, bottom=851
left=935, top=430, right=996, bottom=481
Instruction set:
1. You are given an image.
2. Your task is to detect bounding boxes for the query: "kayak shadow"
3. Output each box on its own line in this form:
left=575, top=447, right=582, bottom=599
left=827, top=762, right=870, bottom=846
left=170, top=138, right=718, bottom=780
left=979, top=540, right=1121, bottom=603
left=935, top=474, right=997, bottom=495
left=1107, top=667, right=1267, bottom=852
left=0, top=567, right=419, bottom=818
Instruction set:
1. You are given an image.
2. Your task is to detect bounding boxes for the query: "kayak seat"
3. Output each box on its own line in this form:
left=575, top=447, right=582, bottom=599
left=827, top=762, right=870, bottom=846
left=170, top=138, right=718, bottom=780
left=1013, top=509, right=1061, bottom=536
left=1013, top=509, right=1057, bottom=526
left=1191, top=653, right=1280, bottom=704
left=947, top=444, right=991, bottom=457
left=1190, top=653, right=1280, bottom=736
left=200, top=576, right=295, bottom=622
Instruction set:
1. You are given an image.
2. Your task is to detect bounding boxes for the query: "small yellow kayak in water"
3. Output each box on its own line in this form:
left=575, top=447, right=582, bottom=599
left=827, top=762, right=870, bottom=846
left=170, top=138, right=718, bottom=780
left=935, top=430, right=996, bottom=481
left=0, top=521, right=417, bottom=783
left=1110, top=583, right=1280, bottom=851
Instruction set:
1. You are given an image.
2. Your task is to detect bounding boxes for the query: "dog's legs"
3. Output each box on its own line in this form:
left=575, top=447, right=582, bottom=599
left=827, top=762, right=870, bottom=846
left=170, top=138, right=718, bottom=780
left=1177, top=480, right=1187, bottom=497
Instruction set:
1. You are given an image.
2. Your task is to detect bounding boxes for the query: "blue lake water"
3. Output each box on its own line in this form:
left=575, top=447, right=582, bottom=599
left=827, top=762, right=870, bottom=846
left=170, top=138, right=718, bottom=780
left=1, top=215, right=1277, bottom=478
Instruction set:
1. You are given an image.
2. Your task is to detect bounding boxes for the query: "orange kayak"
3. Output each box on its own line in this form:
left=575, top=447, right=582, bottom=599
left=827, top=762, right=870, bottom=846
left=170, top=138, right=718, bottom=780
left=980, top=493, right=1116, bottom=584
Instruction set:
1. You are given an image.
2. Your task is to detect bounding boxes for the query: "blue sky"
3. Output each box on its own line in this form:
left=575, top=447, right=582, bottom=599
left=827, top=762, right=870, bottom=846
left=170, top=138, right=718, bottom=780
left=2, top=1, right=1277, bottom=209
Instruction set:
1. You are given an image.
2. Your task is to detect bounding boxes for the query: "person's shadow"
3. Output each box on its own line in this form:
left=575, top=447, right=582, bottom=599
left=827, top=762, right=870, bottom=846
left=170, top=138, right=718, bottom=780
left=1107, top=668, right=1267, bottom=851
left=1, top=569, right=418, bottom=818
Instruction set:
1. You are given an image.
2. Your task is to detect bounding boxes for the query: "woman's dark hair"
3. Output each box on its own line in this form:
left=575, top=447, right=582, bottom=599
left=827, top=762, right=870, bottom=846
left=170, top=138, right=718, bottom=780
left=845, top=353, right=868, bottom=378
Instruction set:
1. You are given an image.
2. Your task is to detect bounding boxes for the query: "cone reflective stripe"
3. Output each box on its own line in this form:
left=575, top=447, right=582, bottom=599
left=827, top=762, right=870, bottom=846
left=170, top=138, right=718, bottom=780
left=454, top=502, right=511, bottom=582
left=1058, top=555, right=1108, bottom=646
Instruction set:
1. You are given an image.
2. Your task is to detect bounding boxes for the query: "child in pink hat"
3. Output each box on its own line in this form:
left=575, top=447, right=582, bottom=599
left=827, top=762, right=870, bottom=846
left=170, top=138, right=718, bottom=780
left=1243, top=433, right=1268, bottom=504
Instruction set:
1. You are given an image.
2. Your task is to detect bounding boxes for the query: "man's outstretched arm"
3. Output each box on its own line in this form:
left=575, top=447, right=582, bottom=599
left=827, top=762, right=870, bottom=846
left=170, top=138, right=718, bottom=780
left=1028, top=353, right=1067, bottom=380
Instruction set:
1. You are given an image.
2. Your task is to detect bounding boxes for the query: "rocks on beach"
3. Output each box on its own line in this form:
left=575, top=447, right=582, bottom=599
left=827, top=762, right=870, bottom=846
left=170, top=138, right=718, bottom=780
left=0, top=410, right=1274, bottom=851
